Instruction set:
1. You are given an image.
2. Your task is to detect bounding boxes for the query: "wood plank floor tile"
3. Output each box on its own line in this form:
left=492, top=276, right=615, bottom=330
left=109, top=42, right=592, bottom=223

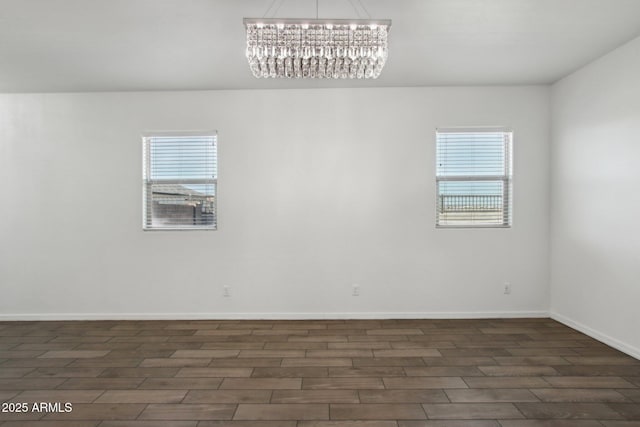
left=327, top=342, right=391, bottom=350
left=95, top=389, right=187, bottom=403
left=531, top=388, right=629, bottom=402
left=601, top=422, right=640, bottom=427
left=0, top=422, right=99, bottom=427
left=398, top=421, right=500, bottom=427
left=198, top=420, right=302, bottom=427
left=383, top=376, right=467, bottom=389
left=207, top=358, right=281, bottom=368
left=0, top=359, right=74, bottom=368
left=201, top=343, right=265, bottom=350
left=24, top=367, right=105, bottom=378
left=618, top=388, right=640, bottom=402
left=391, top=341, right=456, bottom=349
left=38, top=351, right=109, bottom=359
left=138, top=378, right=223, bottom=389
left=303, top=377, right=384, bottom=389
left=281, top=358, right=352, bottom=367
left=198, top=421, right=295, bottom=427
left=299, top=422, right=397, bottom=427
left=183, top=390, right=272, bottom=404
left=0, top=351, right=47, bottom=359
left=404, top=367, right=483, bottom=376
left=288, top=336, right=348, bottom=343
left=478, top=366, right=559, bottom=376
left=373, top=349, right=441, bottom=358
left=99, top=367, right=179, bottom=378
left=176, top=368, right=253, bottom=377
left=348, top=335, right=407, bottom=342
left=0, top=411, right=44, bottom=422
left=306, top=350, right=374, bottom=358
left=515, top=402, right=624, bottom=419
left=367, top=329, right=424, bottom=335
left=565, top=357, right=640, bottom=365
left=328, top=367, right=405, bottom=377
left=607, top=403, right=640, bottom=419
left=271, top=390, right=359, bottom=403
left=445, top=388, right=539, bottom=403
left=140, top=358, right=212, bottom=368
left=506, top=348, right=580, bottom=357
left=358, top=389, right=449, bottom=403
left=233, top=404, right=329, bottom=420
left=102, top=350, right=176, bottom=359
left=0, top=391, right=19, bottom=401
left=100, top=422, right=196, bottom=427
left=0, top=368, right=34, bottom=378
left=499, top=421, right=603, bottom=427
left=423, top=357, right=497, bottom=366
left=251, top=329, right=308, bottom=336
left=220, top=378, right=301, bottom=389
left=263, top=342, right=327, bottom=350
left=462, top=377, right=550, bottom=388
left=68, top=358, right=142, bottom=368
left=543, top=376, right=636, bottom=388
left=353, top=358, right=425, bottom=367
left=330, top=403, right=427, bottom=420
left=554, top=365, right=640, bottom=376
left=0, top=378, right=66, bottom=390
left=422, top=403, right=524, bottom=419
left=138, top=404, right=236, bottom=420
left=237, top=350, right=305, bottom=358
left=251, top=367, right=327, bottom=378
left=57, top=378, right=144, bottom=389
left=171, top=350, right=240, bottom=358
left=439, top=349, right=511, bottom=357
left=493, top=357, right=570, bottom=366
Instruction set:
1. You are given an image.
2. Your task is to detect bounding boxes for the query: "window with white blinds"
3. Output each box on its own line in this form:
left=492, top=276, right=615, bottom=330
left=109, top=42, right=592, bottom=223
left=143, top=132, right=217, bottom=230
left=436, top=128, right=512, bottom=228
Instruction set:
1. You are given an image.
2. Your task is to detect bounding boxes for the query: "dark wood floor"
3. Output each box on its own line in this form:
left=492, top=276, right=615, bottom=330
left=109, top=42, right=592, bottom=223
left=1, top=318, right=639, bottom=426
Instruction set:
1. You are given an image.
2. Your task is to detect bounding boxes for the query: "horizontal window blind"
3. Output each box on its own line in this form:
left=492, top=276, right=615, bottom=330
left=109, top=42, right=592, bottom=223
left=436, top=129, right=512, bottom=227
left=143, top=133, right=217, bottom=230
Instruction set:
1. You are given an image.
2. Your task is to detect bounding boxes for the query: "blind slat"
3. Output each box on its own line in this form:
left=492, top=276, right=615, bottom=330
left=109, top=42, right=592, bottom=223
left=143, top=133, right=218, bottom=230
left=436, top=129, right=512, bottom=228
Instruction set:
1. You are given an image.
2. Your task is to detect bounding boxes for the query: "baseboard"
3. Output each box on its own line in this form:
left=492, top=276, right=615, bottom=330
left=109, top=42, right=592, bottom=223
left=0, top=310, right=548, bottom=321
left=550, top=311, right=640, bottom=360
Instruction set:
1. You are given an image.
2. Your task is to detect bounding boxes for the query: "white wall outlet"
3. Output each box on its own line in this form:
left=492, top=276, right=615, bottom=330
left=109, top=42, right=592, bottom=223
left=352, top=284, right=360, bottom=296
left=503, top=282, right=511, bottom=295
left=223, top=285, right=231, bottom=297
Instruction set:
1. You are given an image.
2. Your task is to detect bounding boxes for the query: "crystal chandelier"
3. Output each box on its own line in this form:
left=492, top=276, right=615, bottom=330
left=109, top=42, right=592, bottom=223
left=244, top=18, right=391, bottom=79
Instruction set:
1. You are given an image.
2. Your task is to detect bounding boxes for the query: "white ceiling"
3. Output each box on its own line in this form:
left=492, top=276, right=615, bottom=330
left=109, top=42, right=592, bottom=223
left=1, top=0, right=640, bottom=92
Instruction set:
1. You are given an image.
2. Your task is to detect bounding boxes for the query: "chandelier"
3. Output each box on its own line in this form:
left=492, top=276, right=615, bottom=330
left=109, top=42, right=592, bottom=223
left=244, top=18, right=391, bottom=79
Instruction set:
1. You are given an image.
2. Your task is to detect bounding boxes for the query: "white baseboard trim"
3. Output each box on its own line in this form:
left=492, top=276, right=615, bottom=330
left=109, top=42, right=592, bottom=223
left=0, top=310, right=549, bottom=321
left=550, top=311, right=640, bottom=360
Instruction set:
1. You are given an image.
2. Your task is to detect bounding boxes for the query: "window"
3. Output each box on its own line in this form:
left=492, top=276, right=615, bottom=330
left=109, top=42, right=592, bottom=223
left=143, top=132, right=217, bottom=230
left=436, top=128, right=512, bottom=227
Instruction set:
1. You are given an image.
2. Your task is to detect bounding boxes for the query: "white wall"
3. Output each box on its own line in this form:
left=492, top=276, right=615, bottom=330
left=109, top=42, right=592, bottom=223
left=0, top=86, right=550, bottom=319
left=550, top=36, right=640, bottom=358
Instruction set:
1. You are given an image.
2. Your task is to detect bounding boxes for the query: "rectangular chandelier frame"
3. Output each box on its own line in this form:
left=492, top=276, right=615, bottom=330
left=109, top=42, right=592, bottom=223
left=244, top=18, right=391, bottom=79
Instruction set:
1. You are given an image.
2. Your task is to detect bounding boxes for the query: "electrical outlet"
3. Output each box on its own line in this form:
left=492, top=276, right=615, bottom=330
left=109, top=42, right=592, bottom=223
left=352, top=284, right=360, bottom=296
left=503, top=282, right=511, bottom=295
left=223, top=285, right=231, bottom=297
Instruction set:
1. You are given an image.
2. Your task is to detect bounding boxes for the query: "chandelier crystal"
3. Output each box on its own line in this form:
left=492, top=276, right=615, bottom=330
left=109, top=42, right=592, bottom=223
left=244, top=18, right=391, bottom=79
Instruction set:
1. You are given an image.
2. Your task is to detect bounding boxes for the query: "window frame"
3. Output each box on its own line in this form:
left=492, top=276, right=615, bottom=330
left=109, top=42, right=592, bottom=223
left=142, top=130, right=218, bottom=231
left=435, top=127, right=513, bottom=229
